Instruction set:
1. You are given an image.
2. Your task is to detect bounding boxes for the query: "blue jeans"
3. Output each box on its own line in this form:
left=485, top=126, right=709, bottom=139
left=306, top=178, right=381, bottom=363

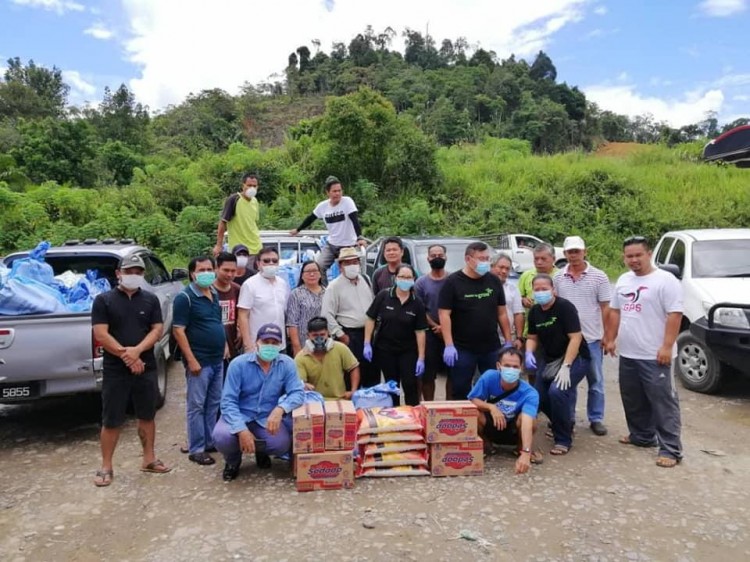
left=535, top=357, right=589, bottom=448
left=186, top=363, right=223, bottom=454
left=570, top=341, right=605, bottom=423
left=449, top=346, right=499, bottom=400
left=212, top=417, right=293, bottom=466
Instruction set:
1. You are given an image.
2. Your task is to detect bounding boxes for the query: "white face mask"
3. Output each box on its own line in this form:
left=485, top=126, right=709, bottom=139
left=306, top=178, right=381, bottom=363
left=236, top=256, right=248, bottom=269
left=343, top=264, right=360, bottom=280
left=119, top=274, right=143, bottom=290
left=261, top=265, right=278, bottom=279
left=244, top=187, right=257, bottom=199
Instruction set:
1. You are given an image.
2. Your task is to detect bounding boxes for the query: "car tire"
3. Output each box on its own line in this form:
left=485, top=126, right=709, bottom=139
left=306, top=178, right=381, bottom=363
left=675, top=331, right=722, bottom=394
left=155, top=352, right=168, bottom=409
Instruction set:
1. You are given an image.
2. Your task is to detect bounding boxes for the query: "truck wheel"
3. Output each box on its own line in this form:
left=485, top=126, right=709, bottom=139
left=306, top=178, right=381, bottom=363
left=155, top=352, right=168, bottom=409
left=675, top=331, right=722, bottom=394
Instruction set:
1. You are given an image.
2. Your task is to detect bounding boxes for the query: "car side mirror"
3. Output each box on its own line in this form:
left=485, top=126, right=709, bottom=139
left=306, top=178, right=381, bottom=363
left=659, top=264, right=681, bottom=279
left=171, top=268, right=189, bottom=282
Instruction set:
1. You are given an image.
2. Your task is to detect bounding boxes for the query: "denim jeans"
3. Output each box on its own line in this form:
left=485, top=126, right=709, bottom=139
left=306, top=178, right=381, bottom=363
left=449, top=346, right=499, bottom=400
left=570, top=341, right=605, bottom=423
left=185, top=363, right=223, bottom=454
left=535, top=356, right=589, bottom=448
left=212, top=416, right=293, bottom=466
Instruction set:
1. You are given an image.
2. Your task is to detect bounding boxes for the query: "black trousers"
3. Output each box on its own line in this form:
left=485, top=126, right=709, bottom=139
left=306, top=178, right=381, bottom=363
left=342, top=327, right=381, bottom=389
left=375, top=346, right=418, bottom=406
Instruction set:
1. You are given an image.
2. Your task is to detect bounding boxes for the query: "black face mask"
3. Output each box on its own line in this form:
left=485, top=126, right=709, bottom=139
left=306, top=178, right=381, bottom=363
left=429, top=257, right=446, bottom=270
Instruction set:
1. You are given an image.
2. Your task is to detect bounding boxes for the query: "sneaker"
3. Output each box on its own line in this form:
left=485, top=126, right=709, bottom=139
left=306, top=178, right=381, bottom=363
left=222, top=462, right=241, bottom=481
left=255, top=452, right=272, bottom=469
left=590, top=421, right=608, bottom=436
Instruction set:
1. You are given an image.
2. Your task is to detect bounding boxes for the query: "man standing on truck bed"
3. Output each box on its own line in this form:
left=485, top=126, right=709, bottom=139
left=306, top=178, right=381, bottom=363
left=91, top=254, right=171, bottom=487
left=214, top=172, right=262, bottom=271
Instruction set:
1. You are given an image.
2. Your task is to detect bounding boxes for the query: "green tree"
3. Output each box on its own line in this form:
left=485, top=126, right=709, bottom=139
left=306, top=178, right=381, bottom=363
left=0, top=57, right=69, bottom=119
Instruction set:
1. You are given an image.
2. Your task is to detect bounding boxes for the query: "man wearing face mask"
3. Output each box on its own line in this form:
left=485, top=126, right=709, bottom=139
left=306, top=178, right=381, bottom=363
left=214, top=172, right=262, bottom=270
left=213, top=323, right=305, bottom=481
left=415, top=244, right=449, bottom=401
left=438, top=242, right=512, bottom=401
left=237, top=247, right=290, bottom=353
left=91, top=254, right=170, bottom=487
left=320, top=247, right=379, bottom=388
left=231, top=244, right=255, bottom=285
left=469, top=348, right=543, bottom=473
left=172, top=256, right=226, bottom=466
left=294, top=317, right=360, bottom=399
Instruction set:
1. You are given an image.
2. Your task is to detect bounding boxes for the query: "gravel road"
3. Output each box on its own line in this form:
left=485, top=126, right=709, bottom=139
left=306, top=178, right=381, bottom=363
left=1, top=356, right=749, bottom=561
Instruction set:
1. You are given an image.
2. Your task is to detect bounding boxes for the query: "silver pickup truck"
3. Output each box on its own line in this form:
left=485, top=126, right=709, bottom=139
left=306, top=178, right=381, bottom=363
left=0, top=241, right=188, bottom=406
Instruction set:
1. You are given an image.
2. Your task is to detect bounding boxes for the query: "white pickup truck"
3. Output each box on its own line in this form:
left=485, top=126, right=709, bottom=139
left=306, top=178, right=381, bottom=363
left=653, top=229, right=750, bottom=393
left=483, top=233, right=566, bottom=272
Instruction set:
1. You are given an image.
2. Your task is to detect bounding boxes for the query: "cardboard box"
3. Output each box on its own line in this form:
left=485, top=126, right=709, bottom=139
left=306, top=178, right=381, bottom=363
left=295, top=451, right=355, bottom=492
left=422, top=401, right=478, bottom=443
left=429, top=440, right=484, bottom=477
left=324, top=400, right=357, bottom=451
left=292, top=402, right=325, bottom=454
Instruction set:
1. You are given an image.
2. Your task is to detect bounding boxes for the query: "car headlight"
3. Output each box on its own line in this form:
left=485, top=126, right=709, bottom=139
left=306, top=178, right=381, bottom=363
left=713, top=307, right=750, bottom=329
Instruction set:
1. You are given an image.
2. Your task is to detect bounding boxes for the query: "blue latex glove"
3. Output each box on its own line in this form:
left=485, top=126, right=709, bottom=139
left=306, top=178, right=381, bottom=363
left=363, top=342, right=373, bottom=362
left=525, top=350, right=537, bottom=370
left=443, top=345, right=458, bottom=367
left=500, top=341, right=513, bottom=351
left=415, top=359, right=425, bottom=377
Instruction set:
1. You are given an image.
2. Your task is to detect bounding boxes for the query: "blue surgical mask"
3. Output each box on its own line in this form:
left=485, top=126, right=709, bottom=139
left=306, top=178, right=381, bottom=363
left=534, top=290, right=553, bottom=305
left=257, top=344, right=280, bottom=362
left=500, top=367, right=521, bottom=384
left=396, top=279, right=414, bottom=291
left=475, top=261, right=491, bottom=276
left=195, top=272, right=216, bottom=288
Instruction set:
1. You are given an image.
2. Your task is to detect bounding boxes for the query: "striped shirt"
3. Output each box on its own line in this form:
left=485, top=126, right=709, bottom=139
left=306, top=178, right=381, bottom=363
left=285, top=285, right=325, bottom=350
left=553, top=263, right=611, bottom=342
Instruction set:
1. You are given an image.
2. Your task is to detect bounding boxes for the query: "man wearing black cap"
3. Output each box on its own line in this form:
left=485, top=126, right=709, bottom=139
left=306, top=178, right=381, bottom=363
left=231, top=244, right=255, bottom=285
left=91, top=254, right=170, bottom=487
left=289, top=175, right=367, bottom=272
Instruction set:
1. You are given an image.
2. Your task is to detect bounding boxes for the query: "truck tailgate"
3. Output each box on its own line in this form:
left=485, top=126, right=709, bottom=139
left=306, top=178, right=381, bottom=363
left=0, top=314, right=96, bottom=398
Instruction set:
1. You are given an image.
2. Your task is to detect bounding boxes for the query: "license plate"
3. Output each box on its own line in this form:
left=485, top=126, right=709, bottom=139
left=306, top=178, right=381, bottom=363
left=0, top=384, right=37, bottom=401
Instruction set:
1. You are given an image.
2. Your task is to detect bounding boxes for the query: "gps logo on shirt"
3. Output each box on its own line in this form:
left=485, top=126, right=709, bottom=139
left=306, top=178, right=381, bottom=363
left=308, top=461, right=342, bottom=479
left=436, top=418, right=468, bottom=436
left=621, top=286, right=648, bottom=312
left=442, top=452, right=474, bottom=469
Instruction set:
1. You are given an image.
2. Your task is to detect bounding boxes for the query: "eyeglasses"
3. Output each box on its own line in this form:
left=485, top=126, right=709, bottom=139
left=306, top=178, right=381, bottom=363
left=302, top=269, right=320, bottom=275
left=261, top=258, right=279, bottom=264
left=623, top=236, right=648, bottom=247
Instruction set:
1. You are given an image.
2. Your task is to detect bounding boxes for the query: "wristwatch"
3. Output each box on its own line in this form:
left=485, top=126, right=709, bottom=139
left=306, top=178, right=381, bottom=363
left=520, top=447, right=531, bottom=454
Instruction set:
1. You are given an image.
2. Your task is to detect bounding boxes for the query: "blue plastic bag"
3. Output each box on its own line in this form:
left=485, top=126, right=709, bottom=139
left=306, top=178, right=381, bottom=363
left=9, top=241, right=54, bottom=285
left=0, top=263, right=8, bottom=289
left=0, top=277, right=67, bottom=315
left=352, top=380, right=401, bottom=410
left=277, top=389, right=325, bottom=408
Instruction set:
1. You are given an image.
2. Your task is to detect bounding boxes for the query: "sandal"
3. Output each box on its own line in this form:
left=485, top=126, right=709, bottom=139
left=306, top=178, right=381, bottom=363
left=619, top=435, right=658, bottom=447
left=514, top=449, right=544, bottom=465
left=141, top=460, right=172, bottom=474
left=188, top=452, right=216, bottom=466
left=656, top=456, right=679, bottom=468
left=94, top=469, right=113, bottom=487
left=550, top=444, right=570, bottom=456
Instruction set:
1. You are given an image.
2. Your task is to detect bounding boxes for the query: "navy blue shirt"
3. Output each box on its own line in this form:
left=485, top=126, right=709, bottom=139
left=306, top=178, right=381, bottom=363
left=172, top=284, right=225, bottom=366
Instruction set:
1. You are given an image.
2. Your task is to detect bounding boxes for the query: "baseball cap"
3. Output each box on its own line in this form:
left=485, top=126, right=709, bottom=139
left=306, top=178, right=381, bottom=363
left=256, top=323, right=283, bottom=343
left=337, top=247, right=360, bottom=262
left=119, top=254, right=146, bottom=270
left=231, top=244, right=250, bottom=256
left=563, top=236, right=586, bottom=251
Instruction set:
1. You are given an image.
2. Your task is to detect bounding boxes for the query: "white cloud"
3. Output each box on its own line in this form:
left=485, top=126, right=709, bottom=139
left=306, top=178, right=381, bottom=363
left=120, top=0, right=589, bottom=110
left=733, top=94, right=750, bottom=102
left=84, top=22, right=115, bottom=40
left=62, top=70, right=97, bottom=104
left=593, top=5, right=607, bottom=15
left=698, top=0, right=747, bottom=17
left=10, top=0, right=84, bottom=15
left=584, top=82, right=725, bottom=127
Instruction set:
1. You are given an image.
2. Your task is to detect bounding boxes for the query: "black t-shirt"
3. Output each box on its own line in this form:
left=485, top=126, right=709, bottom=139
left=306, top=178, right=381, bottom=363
left=366, top=288, right=428, bottom=353
left=437, top=270, right=506, bottom=353
left=371, top=265, right=397, bottom=295
left=527, top=297, right=590, bottom=362
left=91, top=288, right=163, bottom=371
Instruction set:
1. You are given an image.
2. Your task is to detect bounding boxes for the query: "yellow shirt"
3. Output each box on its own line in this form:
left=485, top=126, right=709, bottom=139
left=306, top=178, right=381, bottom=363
left=227, top=196, right=261, bottom=253
left=294, top=342, right=359, bottom=399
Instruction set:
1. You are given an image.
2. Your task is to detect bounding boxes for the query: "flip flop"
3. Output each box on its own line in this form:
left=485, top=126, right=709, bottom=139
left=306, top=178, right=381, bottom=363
left=141, top=460, right=172, bottom=474
left=94, top=470, right=113, bottom=487
left=550, top=444, right=570, bottom=456
left=656, top=456, right=680, bottom=468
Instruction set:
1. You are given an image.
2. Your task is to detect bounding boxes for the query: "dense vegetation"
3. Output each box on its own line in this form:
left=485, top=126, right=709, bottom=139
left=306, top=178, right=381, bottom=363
left=0, top=30, right=748, bottom=275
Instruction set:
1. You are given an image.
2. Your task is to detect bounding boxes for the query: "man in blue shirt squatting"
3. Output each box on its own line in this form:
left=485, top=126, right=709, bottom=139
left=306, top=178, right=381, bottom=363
left=468, top=348, right=544, bottom=473
left=212, top=323, right=305, bottom=481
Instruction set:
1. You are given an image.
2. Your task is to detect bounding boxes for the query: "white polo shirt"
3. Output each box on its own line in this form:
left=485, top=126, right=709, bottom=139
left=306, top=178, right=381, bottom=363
left=238, top=274, right=291, bottom=348
left=553, top=263, right=612, bottom=342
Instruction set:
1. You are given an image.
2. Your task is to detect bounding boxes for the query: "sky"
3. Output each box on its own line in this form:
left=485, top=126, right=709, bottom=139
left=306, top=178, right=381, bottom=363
left=0, top=0, right=748, bottom=127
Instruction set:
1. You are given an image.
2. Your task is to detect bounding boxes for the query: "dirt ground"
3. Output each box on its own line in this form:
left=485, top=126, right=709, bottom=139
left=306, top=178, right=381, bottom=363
left=1, top=357, right=749, bottom=562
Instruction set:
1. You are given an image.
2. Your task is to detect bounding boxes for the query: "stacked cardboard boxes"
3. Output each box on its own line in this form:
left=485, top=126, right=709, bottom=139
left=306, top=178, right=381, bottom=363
left=423, top=401, right=483, bottom=477
left=293, top=400, right=357, bottom=492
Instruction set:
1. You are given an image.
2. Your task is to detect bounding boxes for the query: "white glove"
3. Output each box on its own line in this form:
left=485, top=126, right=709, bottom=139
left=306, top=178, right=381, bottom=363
left=554, top=364, right=571, bottom=391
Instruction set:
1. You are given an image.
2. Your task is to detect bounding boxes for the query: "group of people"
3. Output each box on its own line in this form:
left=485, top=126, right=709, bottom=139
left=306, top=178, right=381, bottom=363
left=91, top=172, right=685, bottom=487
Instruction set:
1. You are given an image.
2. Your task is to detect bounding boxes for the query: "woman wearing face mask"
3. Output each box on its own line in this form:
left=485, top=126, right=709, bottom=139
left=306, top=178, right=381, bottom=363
left=524, top=274, right=591, bottom=456
left=285, top=261, right=326, bottom=357
left=468, top=348, right=544, bottom=472
left=363, top=264, right=427, bottom=406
